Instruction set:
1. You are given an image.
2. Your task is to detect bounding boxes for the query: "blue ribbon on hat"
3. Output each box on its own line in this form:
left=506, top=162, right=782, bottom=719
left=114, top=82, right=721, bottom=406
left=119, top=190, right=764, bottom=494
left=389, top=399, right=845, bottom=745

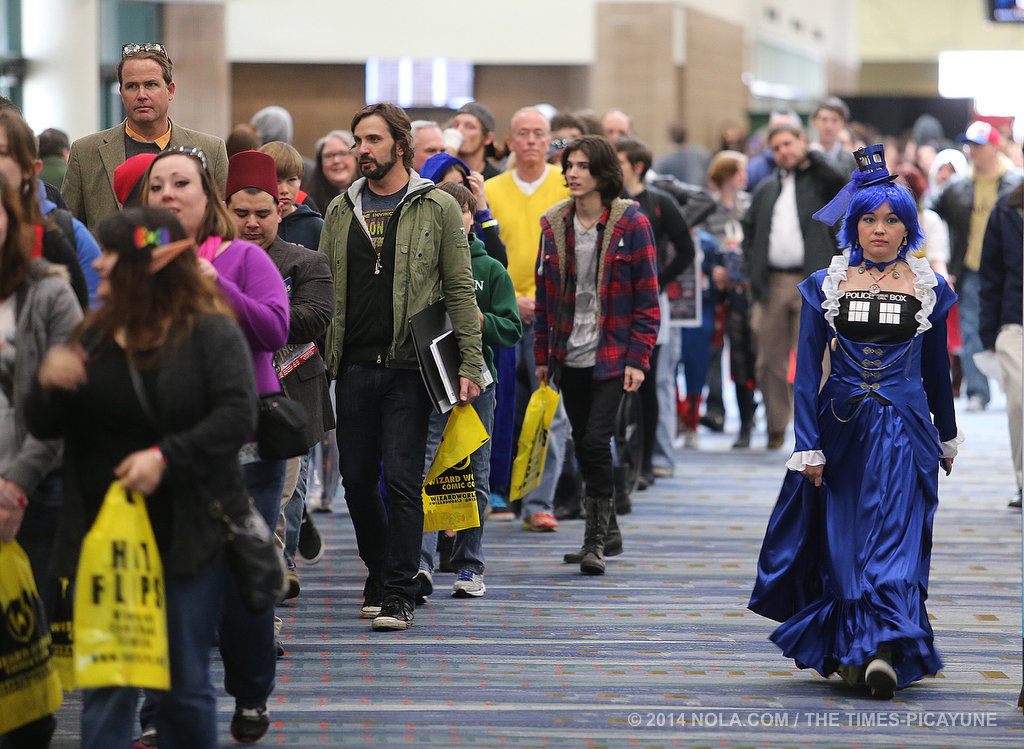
left=811, top=169, right=877, bottom=226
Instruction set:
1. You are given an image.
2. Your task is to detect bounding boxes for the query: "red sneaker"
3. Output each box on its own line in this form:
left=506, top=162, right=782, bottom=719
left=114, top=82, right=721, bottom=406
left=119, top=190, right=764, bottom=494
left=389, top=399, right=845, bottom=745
left=522, top=512, right=559, bottom=532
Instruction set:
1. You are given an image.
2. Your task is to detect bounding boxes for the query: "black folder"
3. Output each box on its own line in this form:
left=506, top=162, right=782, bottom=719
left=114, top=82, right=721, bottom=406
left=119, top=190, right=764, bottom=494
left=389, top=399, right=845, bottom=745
left=409, top=299, right=462, bottom=414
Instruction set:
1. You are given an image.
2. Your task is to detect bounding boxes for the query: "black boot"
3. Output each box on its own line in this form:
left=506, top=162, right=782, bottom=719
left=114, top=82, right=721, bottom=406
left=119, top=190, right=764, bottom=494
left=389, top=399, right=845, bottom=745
left=563, top=512, right=623, bottom=563
left=579, top=497, right=611, bottom=574
left=732, top=421, right=752, bottom=449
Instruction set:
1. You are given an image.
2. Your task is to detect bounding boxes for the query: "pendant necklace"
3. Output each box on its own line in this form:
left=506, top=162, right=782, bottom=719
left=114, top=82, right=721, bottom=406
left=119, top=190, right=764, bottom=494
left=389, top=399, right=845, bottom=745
left=859, top=257, right=900, bottom=295
left=865, top=268, right=897, bottom=295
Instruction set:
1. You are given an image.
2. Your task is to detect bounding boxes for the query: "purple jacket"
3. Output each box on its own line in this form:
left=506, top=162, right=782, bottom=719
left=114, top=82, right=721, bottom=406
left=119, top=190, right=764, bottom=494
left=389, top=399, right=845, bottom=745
left=212, top=239, right=289, bottom=393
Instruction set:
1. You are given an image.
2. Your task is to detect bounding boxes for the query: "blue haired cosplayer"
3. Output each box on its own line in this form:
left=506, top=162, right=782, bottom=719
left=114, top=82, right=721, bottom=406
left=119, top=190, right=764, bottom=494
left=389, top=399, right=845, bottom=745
left=812, top=143, right=923, bottom=265
left=749, top=141, right=962, bottom=701
left=840, top=182, right=924, bottom=265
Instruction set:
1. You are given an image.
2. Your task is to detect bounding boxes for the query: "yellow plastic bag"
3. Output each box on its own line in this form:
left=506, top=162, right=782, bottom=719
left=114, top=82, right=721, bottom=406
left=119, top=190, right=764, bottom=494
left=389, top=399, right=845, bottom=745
left=509, top=384, right=561, bottom=501
left=0, top=540, right=63, bottom=734
left=73, top=481, right=169, bottom=690
left=422, top=405, right=489, bottom=532
left=49, top=577, right=74, bottom=691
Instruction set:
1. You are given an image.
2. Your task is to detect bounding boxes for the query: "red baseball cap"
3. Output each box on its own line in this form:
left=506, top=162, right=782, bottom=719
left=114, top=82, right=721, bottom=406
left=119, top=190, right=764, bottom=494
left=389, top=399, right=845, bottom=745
left=959, top=121, right=1001, bottom=148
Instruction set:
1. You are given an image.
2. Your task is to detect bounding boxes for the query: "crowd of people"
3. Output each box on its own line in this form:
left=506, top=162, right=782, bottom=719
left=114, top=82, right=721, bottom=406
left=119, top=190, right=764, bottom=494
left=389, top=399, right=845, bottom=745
left=0, top=40, right=1022, bottom=747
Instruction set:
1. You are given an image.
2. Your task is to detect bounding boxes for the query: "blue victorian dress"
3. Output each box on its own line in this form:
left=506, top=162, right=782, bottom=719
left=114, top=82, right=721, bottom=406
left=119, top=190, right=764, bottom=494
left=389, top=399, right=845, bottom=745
left=749, top=250, right=961, bottom=689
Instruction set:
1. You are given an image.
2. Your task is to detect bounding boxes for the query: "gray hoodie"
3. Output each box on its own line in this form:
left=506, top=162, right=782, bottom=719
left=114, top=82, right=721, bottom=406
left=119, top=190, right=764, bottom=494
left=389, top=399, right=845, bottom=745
left=0, top=259, right=82, bottom=494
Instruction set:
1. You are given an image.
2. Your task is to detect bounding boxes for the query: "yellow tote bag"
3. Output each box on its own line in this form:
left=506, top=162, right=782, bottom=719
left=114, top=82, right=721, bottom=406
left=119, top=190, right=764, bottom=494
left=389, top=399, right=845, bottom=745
left=509, top=384, right=560, bottom=501
left=0, top=540, right=63, bottom=733
left=73, top=481, right=170, bottom=690
left=422, top=405, right=489, bottom=532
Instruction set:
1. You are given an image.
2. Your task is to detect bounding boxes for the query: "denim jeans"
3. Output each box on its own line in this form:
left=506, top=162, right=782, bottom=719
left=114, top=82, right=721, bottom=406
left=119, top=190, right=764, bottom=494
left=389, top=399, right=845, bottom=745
left=336, top=364, right=432, bottom=604
left=420, top=384, right=496, bottom=575
left=516, top=323, right=568, bottom=517
left=81, top=555, right=228, bottom=749
left=219, top=458, right=285, bottom=708
left=558, top=368, right=624, bottom=501
left=679, top=304, right=715, bottom=397
left=958, top=270, right=990, bottom=404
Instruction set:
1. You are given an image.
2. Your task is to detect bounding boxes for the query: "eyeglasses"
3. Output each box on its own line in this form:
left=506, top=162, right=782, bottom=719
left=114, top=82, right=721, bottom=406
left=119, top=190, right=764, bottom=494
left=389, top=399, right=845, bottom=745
left=322, top=149, right=353, bottom=162
left=155, top=145, right=208, bottom=172
left=121, top=42, right=167, bottom=58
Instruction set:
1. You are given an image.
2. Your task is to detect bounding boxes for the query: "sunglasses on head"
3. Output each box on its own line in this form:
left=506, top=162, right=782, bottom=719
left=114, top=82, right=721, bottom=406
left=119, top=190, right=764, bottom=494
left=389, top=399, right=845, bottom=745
left=154, top=145, right=208, bottom=172
left=121, top=42, right=167, bottom=58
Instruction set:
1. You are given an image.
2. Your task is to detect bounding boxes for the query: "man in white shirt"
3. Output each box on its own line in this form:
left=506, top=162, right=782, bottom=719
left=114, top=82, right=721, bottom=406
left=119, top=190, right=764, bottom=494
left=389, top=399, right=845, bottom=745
left=741, top=124, right=846, bottom=448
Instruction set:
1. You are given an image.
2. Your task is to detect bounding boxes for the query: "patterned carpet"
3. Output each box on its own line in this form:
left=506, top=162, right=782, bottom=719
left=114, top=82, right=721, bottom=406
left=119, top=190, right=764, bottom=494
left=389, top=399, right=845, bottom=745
left=50, top=396, right=1022, bottom=748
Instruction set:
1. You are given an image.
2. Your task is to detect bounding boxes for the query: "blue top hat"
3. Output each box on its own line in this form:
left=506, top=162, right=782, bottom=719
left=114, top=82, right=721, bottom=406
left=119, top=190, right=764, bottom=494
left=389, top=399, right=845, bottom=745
left=813, top=143, right=898, bottom=225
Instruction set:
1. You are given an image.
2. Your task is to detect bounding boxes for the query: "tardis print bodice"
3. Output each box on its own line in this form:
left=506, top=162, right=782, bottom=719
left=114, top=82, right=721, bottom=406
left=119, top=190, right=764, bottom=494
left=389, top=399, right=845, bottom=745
left=835, top=290, right=921, bottom=345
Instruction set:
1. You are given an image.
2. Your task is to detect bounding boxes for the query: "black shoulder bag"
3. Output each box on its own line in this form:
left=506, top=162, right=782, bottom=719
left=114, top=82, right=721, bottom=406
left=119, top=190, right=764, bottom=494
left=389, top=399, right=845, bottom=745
left=127, top=361, right=286, bottom=613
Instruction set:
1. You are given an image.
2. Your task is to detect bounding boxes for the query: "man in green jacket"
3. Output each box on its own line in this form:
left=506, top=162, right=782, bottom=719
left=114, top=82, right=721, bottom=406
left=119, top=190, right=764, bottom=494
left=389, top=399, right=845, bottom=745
left=320, top=102, right=484, bottom=631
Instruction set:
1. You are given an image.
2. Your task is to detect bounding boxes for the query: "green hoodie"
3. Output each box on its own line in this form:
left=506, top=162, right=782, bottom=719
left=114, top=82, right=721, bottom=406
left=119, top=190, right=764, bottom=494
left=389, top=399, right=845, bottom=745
left=469, top=233, right=522, bottom=381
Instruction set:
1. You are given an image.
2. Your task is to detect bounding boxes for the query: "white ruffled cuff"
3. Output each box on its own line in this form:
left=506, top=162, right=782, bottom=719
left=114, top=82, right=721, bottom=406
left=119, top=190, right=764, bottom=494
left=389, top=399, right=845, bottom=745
left=941, top=428, right=965, bottom=459
left=786, top=450, right=826, bottom=471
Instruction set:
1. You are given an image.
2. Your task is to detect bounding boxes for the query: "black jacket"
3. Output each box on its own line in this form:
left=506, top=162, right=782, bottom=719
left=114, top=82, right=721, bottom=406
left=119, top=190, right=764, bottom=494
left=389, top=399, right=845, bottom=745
left=628, top=186, right=695, bottom=287
left=978, top=186, right=1024, bottom=350
left=741, top=150, right=846, bottom=302
left=26, top=313, right=258, bottom=576
left=933, top=170, right=1023, bottom=280
left=265, top=236, right=336, bottom=448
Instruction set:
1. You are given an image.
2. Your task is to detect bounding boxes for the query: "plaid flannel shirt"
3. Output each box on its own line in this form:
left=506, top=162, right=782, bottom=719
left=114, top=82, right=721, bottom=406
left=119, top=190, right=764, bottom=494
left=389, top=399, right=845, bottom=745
left=534, top=198, right=661, bottom=381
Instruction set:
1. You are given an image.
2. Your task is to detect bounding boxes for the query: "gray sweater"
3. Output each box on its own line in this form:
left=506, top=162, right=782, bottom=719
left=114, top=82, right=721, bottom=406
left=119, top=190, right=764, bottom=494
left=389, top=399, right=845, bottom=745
left=0, top=259, right=82, bottom=495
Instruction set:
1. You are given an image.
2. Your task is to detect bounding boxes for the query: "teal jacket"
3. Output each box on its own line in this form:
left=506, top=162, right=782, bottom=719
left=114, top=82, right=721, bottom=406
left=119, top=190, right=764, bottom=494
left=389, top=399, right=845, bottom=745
left=469, top=233, right=522, bottom=381
left=320, top=173, right=484, bottom=385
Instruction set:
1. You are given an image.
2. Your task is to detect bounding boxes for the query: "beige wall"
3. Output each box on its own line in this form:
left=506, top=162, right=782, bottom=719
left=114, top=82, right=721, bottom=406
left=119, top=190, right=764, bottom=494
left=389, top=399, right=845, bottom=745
left=680, top=9, right=748, bottom=152
left=858, top=62, right=940, bottom=97
left=163, top=3, right=231, bottom=142
left=860, top=0, right=1024, bottom=63
left=232, top=64, right=365, bottom=156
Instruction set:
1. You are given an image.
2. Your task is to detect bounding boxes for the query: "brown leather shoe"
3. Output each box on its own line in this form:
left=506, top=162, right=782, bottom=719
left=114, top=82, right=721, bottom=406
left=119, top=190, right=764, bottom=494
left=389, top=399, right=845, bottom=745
left=766, top=432, right=785, bottom=450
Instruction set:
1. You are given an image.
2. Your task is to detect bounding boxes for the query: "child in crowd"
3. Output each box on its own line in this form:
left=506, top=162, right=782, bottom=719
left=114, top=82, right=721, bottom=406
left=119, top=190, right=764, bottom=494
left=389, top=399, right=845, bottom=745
left=258, top=141, right=324, bottom=250
left=417, top=182, right=522, bottom=599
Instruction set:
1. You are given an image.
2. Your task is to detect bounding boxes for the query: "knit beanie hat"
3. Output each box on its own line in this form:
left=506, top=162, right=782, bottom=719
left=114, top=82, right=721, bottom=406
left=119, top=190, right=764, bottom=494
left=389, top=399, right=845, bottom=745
left=455, top=102, right=495, bottom=135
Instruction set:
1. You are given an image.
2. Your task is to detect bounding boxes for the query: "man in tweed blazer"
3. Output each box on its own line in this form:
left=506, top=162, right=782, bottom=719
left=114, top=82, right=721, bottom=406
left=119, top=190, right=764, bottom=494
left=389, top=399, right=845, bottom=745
left=61, top=44, right=227, bottom=228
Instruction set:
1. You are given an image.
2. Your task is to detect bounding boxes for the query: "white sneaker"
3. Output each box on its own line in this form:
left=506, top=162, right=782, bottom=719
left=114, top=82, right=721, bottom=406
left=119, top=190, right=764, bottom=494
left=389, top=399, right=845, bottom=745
left=683, top=431, right=699, bottom=449
left=966, top=395, right=987, bottom=412
left=451, top=570, right=486, bottom=598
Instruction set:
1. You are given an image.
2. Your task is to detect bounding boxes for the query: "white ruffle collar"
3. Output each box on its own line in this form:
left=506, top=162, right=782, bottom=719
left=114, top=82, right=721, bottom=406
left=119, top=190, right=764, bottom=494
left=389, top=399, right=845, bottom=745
left=821, top=250, right=938, bottom=336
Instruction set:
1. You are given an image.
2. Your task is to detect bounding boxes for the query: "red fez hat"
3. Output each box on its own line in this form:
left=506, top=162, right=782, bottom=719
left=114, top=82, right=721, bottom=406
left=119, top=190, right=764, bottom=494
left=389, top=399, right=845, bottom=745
left=226, top=150, right=279, bottom=201
left=114, top=153, right=158, bottom=205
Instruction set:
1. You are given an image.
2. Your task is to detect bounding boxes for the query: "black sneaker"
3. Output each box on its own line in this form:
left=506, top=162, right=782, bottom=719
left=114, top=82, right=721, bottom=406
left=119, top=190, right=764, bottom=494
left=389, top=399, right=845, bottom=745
left=372, top=595, right=414, bottom=631
left=230, top=704, right=269, bottom=744
left=414, top=568, right=433, bottom=604
left=298, top=508, right=324, bottom=564
left=360, top=573, right=383, bottom=619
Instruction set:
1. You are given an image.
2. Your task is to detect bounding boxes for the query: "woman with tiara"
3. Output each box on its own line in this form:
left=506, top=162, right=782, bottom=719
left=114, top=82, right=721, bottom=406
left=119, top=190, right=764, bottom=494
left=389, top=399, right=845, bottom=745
left=748, top=144, right=962, bottom=699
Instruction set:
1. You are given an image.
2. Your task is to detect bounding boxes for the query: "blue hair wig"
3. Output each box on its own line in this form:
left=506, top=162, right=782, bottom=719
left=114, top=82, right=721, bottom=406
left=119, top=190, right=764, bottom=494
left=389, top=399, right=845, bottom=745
left=839, top=181, right=923, bottom=265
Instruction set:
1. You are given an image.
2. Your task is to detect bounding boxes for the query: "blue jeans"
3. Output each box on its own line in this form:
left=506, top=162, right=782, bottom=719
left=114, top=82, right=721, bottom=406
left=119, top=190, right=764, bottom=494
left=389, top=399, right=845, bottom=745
left=336, top=364, right=432, bottom=604
left=958, top=270, right=990, bottom=404
left=421, top=384, right=496, bottom=574
left=219, top=458, right=285, bottom=708
left=81, top=555, right=227, bottom=749
left=516, top=323, right=568, bottom=518
left=679, top=304, right=715, bottom=397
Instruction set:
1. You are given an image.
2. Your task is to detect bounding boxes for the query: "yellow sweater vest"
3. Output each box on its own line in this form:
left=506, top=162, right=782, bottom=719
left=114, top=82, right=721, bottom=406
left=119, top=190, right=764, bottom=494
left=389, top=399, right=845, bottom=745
left=485, top=167, right=569, bottom=299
